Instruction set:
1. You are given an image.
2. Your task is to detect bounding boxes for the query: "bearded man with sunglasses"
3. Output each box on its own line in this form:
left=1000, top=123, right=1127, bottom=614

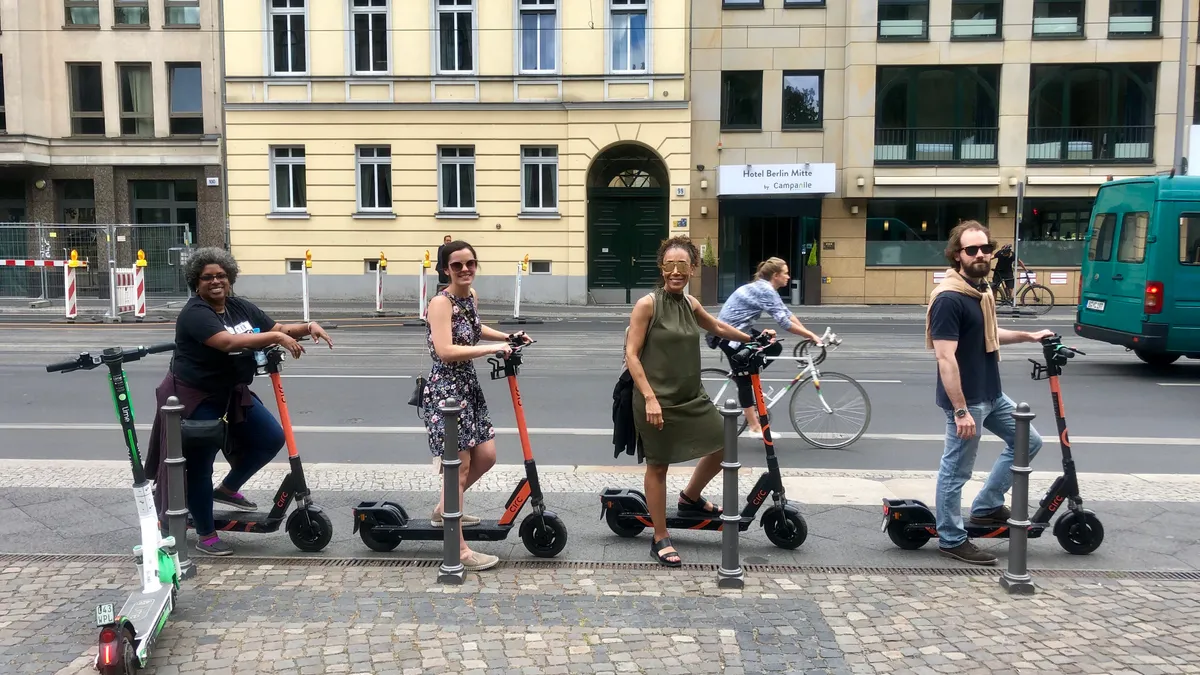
left=924, top=222, right=1053, bottom=566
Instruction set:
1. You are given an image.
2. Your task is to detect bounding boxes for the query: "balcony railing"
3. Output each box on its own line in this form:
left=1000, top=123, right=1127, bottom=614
left=874, top=127, right=999, bottom=165
left=1026, top=126, right=1154, bottom=163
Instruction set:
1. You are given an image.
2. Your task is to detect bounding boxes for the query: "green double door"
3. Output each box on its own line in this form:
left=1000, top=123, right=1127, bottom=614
left=587, top=189, right=668, bottom=304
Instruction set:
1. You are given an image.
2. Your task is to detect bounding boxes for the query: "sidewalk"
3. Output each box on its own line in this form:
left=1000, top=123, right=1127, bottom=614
left=5, top=554, right=1199, bottom=675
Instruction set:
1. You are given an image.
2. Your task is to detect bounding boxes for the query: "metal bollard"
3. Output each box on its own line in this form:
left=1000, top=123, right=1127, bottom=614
left=437, top=398, right=465, bottom=585
left=1000, top=402, right=1037, bottom=595
left=717, top=398, right=745, bottom=589
left=162, top=396, right=196, bottom=580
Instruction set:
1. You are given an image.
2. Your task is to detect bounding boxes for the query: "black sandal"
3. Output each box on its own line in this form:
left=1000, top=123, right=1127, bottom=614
left=677, top=491, right=723, bottom=516
left=651, top=536, right=682, bottom=567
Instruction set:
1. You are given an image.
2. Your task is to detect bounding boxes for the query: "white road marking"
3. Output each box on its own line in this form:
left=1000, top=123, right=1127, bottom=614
left=1158, top=383, right=1200, bottom=387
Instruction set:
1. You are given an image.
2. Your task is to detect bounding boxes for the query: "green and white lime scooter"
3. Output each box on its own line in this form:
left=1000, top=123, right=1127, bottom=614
left=47, top=343, right=183, bottom=675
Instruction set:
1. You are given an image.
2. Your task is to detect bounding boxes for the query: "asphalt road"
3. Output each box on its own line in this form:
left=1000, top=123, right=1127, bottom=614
left=4, top=317, right=1198, bottom=474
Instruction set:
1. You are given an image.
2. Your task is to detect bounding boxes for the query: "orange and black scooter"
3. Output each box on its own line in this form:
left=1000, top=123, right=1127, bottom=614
left=353, top=335, right=568, bottom=558
left=600, top=331, right=810, bottom=550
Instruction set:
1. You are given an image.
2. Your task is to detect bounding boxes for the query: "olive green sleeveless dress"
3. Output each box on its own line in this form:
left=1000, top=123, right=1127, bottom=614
left=632, top=288, right=725, bottom=465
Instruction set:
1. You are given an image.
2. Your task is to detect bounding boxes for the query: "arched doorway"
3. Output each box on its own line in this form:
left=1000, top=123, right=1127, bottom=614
left=586, top=143, right=670, bottom=304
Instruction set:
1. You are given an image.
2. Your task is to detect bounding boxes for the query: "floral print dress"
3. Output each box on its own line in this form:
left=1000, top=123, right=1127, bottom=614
left=421, top=290, right=496, bottom=456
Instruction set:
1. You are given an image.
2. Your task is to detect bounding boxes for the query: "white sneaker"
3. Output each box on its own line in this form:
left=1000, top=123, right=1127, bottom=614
left=745, top=430, right=764, bottom=439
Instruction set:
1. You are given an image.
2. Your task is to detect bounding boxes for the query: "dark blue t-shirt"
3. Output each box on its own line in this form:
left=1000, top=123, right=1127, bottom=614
left=171, top=296, right=275, bottom=395
left=929, top=291, right=1002, bottom=411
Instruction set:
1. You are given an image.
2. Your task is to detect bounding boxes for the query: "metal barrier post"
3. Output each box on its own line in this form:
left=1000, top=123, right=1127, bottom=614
left=106, top=224, right=119, bottom=322
left=161, top=396, right=196, bottom=580
left=437, top=398, right=465, bottom=585
left=1000, top=402, right=1037, bottom=595
left=419, top=250, right=431, bottom=321
left=718, top=398, right=745, bottom=589
left=375, top=251, right=387, bottom=314
left=301, top=249, right=312, bottom=323
left=500, top=254, right=541, bottom=325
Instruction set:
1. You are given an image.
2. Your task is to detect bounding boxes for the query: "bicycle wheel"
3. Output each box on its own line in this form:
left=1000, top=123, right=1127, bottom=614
left=1018, top=283, right=1055, bottom=315
left=787, top=371, right=871, bottom=449
left=700, top=368, right=748, bottom=435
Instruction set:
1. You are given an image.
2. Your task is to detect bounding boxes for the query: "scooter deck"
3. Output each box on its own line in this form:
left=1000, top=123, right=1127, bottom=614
left=622, top=511, right=750, bottom=531
left=116, top=583, right=174, bottom=662
left=188, top=510, right=284, bottom=533
left=883, top=498, right=1052, bottom=539
left=367, top=519, right=517, bottom=542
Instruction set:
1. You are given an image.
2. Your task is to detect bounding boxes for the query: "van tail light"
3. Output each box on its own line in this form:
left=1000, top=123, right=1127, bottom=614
left=1144, top=281, right=1164, bottom=314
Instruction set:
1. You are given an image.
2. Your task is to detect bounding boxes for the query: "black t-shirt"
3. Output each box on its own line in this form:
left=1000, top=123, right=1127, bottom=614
left=928, top=291, right=1002, bottom=411
left=993, top=249, right=1015, bottom=278
left=171, top=296, right=275, bottom=394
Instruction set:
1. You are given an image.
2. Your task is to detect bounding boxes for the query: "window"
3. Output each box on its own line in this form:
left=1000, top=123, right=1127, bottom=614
left=878, top=0, right=929, bottom=40
left=68, top=63, right=105, bottom=136
left=875, top=65, right=1000, bottom=164
left=610, top=0, right=647, bottom=73
left=270, top=147, right=307, bottom=212
left=1027, top=64, right=1157, bottom=163
left=114, top=0, right=149, bottom=25
left=1033, top=0, right=1084, bottom=37
left=521, top=147, right=558, bottom=212
left=782, top=71, right=822, bottom=129
left=1109, top=0, right=1159, bottom=37
left=59, top=180, right=97, bottom=225
left=0, top=56, right=6, bottom=133
left=437, top=0, right=474, bottom=73
left=951, top=0, right=1002, bottom=38
left=270, top=0, right=307, bottom=75
left=118, top=64, right=153, bottom=136
left=130, top=180, right=199, bottom=259
left=1180, top=215, right=1200, bottom=264
left=867, top=199, right=987, bottom=266
left=357, top=146, right=393, bottom=211
left=438, top=146, right=475, bottom=213
left=723, top=0, right=764, bottom=7
left=520, top=0, right=556, bottom=73
left=1087, top=213, right=1117, bottom=262
left=168, top=63, right=203, bottom=135
left=165, top=0, right=201, bottom=26
left=65, top=0, right=100, bottom=26
left=1018, top=198, right=1094, bottom=267
left=352, top=0, right=389, bottom=73
left=1117, top=212, right=1149, bottom=263
left=721, top=71, right=762, bottom=131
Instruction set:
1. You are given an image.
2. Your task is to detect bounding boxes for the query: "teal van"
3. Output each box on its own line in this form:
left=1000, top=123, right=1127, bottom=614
left=1074, top=174, right=1200, bottom=366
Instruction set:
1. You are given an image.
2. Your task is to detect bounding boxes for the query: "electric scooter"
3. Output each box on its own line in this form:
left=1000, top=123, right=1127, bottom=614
left=199, top=344, right=333, bottom=552
left=881, top=334, right=1104, bottom=555
left=46, top=343, right=181, bottom=675
left=600, top=332, right=809, bottom=550
left=352, top=335, right=569, bottom=557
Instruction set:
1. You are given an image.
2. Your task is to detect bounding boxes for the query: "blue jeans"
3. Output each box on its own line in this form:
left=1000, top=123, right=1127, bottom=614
left=185, top=395, right=285, bottom=536
left=936, top=393, right=1043, bottom=549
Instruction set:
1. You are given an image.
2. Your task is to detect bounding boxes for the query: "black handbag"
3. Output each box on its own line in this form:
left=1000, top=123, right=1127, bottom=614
left=407, top=375, right=427, bottom=408
left=171, top=366, right=231, bottom=457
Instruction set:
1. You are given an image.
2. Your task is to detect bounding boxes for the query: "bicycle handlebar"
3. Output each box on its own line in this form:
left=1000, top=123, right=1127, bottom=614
left=45, top=342, right=176, bottom=374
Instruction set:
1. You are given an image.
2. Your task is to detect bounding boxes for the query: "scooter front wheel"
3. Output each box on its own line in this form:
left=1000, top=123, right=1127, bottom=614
left=520, top=513, right=568, bottom=558
left=287, top=507, right=333, bottom=552
left=762, top=508, right=808, bottom=550
left=1055, top=511, right=1104, bottom=555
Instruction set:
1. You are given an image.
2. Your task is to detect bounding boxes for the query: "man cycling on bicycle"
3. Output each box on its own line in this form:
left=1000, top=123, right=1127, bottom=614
left=711, top=257, right=823, bottom=439
left=991, top=244, right=1016, bottom=301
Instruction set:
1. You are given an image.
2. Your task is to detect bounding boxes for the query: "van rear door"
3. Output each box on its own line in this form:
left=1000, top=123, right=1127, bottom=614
left=1169, top=210, right=1200, bottom=352
left=1079, top=211, right=1121, bottom=324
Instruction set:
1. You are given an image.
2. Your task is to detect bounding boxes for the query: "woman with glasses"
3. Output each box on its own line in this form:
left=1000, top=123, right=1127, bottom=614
left=624, top=236, right=758, bottom=567
left=420, top=240, right=530, bottom=572
left=143, top=247, right=333, bottom=556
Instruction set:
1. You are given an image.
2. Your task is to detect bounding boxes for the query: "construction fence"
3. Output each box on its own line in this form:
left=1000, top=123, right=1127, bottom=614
left=0, top=223, right=191, bottom=316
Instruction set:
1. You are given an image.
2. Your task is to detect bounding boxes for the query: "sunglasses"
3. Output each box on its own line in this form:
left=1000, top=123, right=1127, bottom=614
left=960, top=244, right=995, bottom=257
left=449, top=260, right=477, bottom=273
left=199, top=273, right=228, bottom=282
left=660, top=261, right=693, bottom=274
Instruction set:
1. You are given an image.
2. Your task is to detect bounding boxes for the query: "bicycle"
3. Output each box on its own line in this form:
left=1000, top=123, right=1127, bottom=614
left=991, top=260, right=1055, bottom=316
left=701, top=327, right=872, bottom=449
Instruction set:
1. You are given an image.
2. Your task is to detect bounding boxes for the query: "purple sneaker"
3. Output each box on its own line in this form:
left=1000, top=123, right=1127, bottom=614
left=213, top=489, right=257, bottom=512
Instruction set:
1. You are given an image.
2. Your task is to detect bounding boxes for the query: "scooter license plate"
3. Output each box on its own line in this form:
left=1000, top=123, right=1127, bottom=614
left=880, top=513, right=890, bottom=533
left=95, top=603, right=115, bottom=627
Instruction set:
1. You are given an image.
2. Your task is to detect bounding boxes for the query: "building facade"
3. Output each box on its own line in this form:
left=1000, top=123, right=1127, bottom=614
left=221, top=0, right=692, bottom=304
left=0, top=0, right=224, bottom=298
left=690, top=0, right=1196, bottom=306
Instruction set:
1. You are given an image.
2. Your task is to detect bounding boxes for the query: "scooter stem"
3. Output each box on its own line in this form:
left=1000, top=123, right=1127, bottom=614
left=272, top=371, right=301, bottom=460
left=508, top=376, right=535, bottom=462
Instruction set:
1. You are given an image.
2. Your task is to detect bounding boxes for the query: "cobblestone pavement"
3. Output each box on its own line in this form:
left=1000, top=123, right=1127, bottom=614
left=4, top=557, right=1199, bottom=675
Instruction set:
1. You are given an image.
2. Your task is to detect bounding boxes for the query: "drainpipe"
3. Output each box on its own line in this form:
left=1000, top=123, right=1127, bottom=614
left=1174, top=0, right=1191, bottom=175
left=218, top=0, right=232, bottom=250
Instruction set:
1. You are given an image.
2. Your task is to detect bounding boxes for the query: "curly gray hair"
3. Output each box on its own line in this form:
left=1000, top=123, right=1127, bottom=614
left=185, top=247, right=240, bottom=292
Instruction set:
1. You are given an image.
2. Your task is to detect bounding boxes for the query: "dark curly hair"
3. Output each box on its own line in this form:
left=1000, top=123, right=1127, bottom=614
left=185, top=247, right=240, bottom=292
left=655, top=235, right=700, bottom=287
left=944, top=220, right=993, bottom=270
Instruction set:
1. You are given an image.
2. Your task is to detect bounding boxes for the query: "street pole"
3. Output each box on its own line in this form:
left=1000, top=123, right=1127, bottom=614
left=1176, top=0, right=1191, bottom=174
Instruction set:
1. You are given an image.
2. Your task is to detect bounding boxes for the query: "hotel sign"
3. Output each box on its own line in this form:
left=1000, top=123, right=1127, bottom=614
left=717, top=163, right=836, bottom=196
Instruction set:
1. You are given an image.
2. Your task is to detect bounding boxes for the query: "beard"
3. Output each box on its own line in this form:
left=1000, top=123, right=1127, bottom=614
left=961, top=259, right=991, bottom=280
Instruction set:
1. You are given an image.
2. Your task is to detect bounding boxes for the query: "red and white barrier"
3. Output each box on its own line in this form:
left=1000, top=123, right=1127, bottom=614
left=115, top=267, right=136, bottom=314
left=0, top=253, right=88, bottom=319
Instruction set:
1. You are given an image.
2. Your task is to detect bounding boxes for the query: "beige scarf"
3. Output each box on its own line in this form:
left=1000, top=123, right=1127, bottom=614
left=924, top=267, right=1000, bottom=356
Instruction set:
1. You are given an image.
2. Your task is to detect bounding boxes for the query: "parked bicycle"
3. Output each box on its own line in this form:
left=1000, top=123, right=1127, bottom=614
left=701, top=328, right=872, bottom=449
left=991, top=245, right=1055, bottom=315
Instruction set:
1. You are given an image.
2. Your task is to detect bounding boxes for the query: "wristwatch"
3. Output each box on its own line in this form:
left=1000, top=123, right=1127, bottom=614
left=954, top=408, right=968, bottom=419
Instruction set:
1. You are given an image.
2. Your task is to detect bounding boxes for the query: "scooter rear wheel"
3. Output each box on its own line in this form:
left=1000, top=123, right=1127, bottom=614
left=98, top=626, right=136, bottom=675
left=287, top=508, right=334, bottom=552
left=605, top=509, right=645, bottom=538
left=520, top=513, right=568, bottom=558
left=886, top=521, right=931, bottom=550
left=359, top=525, right=401, bottom=553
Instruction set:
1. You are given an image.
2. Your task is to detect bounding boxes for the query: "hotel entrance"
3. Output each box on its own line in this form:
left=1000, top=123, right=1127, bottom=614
left=716, top=197, right=821, bottom=304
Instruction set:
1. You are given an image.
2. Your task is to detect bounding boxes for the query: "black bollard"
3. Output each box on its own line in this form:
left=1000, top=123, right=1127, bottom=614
left=1000, top=402, right=1036, bottom=595
left=437, top=398, right=465, bottom=585
left=162, top=396, right=196, bottom=580
left=717, top=398, right=745, bottom=589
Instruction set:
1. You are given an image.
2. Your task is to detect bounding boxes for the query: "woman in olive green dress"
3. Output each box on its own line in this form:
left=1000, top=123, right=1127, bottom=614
left=624, top=236, right=768, bottom=566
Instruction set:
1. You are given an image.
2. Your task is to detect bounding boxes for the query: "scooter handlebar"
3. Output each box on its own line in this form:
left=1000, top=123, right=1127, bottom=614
left=46, top=343, right=176, bottom=373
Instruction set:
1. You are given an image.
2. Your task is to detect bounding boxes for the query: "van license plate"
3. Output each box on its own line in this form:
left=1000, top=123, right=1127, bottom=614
left=1086, top=299, right=1105, bottom=312
left=95, top=603, right=115, bottom=626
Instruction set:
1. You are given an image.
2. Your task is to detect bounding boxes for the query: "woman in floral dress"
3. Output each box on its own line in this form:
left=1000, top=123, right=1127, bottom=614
left=420, top=240, right=529, bottom=572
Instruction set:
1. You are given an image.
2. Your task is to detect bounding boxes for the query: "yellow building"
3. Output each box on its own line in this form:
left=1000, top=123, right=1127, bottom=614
left=221, top=0, right=691, bottom=304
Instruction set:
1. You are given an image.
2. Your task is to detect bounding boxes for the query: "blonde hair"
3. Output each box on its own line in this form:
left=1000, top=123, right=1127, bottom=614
left=754, top=257, right=788, bottom=281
